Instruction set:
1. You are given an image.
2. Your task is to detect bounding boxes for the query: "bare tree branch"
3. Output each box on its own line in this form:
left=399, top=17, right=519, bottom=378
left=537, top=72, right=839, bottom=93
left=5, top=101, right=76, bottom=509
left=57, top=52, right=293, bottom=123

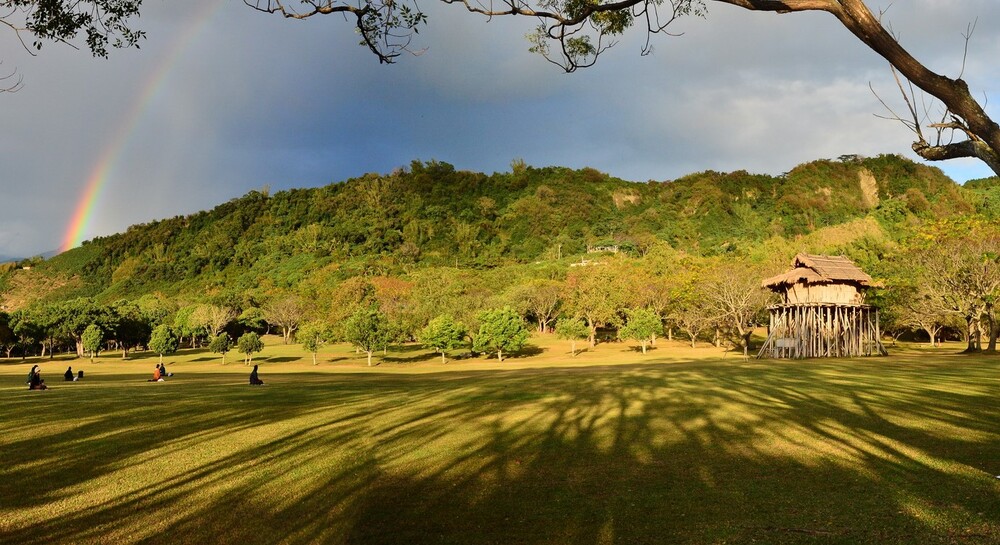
left=912, top=139, right=1000, bottom=175
left=0, top=60, right=23, bottom=93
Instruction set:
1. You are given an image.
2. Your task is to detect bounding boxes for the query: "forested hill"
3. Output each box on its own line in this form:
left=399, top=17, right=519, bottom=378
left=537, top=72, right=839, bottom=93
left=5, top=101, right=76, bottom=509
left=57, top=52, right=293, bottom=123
left=0, top=155, right=990, bottom=308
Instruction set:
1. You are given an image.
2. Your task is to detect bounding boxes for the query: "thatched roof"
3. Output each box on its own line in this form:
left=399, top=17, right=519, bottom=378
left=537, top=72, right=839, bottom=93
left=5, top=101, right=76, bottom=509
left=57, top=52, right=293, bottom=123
left=761, top=253, right=874, bottom=290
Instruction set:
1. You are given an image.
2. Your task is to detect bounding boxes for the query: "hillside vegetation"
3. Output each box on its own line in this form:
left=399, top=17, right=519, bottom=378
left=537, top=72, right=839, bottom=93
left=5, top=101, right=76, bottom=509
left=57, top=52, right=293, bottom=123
left=0, top=155, right=974, bottom=305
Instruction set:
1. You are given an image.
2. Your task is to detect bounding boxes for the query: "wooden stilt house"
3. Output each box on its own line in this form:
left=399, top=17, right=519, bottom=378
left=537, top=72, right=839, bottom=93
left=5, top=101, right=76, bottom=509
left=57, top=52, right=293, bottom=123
left=758, top=254, right=887, bottom=359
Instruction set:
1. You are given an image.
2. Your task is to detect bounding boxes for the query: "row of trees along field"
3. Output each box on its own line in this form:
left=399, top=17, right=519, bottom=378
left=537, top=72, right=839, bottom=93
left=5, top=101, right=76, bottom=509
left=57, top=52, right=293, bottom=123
left=5, top=214, right=1000, bottom=361
left=4, top=157, right=1000, bottom=360
left=0, top=252, right=771, bottom=362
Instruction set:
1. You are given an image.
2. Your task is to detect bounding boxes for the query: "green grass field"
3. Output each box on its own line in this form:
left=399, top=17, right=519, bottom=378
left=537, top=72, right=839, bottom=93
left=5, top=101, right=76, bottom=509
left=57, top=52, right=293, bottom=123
left=2, top=336, right=1000, bottom=544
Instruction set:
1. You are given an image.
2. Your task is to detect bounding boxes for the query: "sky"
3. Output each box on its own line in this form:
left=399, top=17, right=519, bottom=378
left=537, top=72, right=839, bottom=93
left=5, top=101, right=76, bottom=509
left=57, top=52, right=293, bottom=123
left=1, top=1, right=999, bottom=258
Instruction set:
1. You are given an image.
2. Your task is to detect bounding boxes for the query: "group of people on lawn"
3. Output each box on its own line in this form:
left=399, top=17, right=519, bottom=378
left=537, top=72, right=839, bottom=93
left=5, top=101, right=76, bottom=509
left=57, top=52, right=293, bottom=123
left=26, top=362, right=264, bottom=388
left=25, top=364, right=78, bottom=389
left=25, top=364, right=96, bottom=389
left=147, top=363, right=173, bottom=382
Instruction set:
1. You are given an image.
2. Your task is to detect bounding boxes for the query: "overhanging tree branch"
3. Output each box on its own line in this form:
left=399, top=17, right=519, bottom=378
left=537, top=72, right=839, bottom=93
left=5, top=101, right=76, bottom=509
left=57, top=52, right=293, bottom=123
left=1, top=1, right=145, bottom=89
left=244, top=0, right=427, bottom=63
left=0, top=63, right=22, bottom=93
left=717, top=0, right=1000, bottom=174
left=242, top=0, right=1000, bottom=176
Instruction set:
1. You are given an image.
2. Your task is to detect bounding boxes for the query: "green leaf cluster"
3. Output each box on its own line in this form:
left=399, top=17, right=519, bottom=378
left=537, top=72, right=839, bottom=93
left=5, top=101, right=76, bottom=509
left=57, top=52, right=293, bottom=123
left=474, top=307, right=529, bottom=362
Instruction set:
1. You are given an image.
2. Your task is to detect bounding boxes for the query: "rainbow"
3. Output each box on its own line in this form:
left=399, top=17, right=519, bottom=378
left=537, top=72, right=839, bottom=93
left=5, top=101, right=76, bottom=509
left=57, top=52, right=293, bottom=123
left=61, top=0, right=226, bottom=253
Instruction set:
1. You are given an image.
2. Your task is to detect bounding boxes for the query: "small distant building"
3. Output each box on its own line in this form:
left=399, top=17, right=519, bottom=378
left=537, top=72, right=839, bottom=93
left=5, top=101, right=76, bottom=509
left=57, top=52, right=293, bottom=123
left=758, top=253, right=887, bottom=359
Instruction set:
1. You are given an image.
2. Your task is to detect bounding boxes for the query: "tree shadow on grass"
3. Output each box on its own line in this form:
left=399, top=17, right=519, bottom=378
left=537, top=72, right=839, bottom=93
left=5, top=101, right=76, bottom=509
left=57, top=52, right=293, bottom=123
left=382, top=353, right=436, bottom=364
left=479, top=345, right=545, bottom=362
left=389, top=343, right=431, bottom=354
left=3, top=359, right=1000, bottom=544
left=513, top=345, right=544, bottom=358
left=322, top=356, right=350, bottom=364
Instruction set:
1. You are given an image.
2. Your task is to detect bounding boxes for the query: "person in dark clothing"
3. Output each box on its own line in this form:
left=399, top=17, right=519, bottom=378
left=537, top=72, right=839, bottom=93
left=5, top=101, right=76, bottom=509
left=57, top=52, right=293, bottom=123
left=27, top=365, right=38, bottom=385
left=249, top=365, right=264, bottom=386
left=158, top=363, right=173, bottom=377
left=77, top=370, right=84, bottom=380
left=65, top=367, right=74, bottom=381
left=28, top=368, right=46, bottom=390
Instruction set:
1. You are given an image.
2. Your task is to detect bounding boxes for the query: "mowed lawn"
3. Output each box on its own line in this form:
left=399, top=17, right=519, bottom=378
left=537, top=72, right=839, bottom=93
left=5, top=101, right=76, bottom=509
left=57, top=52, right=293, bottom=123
left=2, top=337, right=1000, bottom=544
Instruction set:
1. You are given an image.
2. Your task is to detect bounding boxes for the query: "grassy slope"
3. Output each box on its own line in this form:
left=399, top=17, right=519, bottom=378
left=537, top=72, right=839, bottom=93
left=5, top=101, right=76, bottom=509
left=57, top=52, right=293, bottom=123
left=2, top=336, right=999, bottom=544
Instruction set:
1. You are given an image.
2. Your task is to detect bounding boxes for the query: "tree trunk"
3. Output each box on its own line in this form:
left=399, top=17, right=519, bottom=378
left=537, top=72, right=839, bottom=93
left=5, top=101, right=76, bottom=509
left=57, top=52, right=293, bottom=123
left=922, top=325, right=936, bottom=347
left=988, top=311, right=998, bottom=352
left=571, top=339, right=577, bottom=357
left=497, top=348, right=503, bottom=362
left=367, top=351, right=373, bottom=366
left=441, top=351, right=447, bottom=364
left=313, top=353, right=318, bottom=365
left=965, top=316, right=977, bottom=352
left=640, top=342, right=646, bottom=354
left=587, top=319, right=597, bottom=347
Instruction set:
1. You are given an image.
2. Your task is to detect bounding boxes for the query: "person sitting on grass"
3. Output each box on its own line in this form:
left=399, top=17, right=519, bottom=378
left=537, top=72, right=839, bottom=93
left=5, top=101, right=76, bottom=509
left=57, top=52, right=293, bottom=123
left=158, top=363, right=173, bottom=378
left=64, top=367, right=75, bottom=381
left=148, top=365, right=164, bottom=382
left=28, top=368, right=47, bottom=390
left=249, top=364, right=264, bottom=386
left=77, top=370, right=84, bottom=380
left=27, top=365, right=38, bottom=385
